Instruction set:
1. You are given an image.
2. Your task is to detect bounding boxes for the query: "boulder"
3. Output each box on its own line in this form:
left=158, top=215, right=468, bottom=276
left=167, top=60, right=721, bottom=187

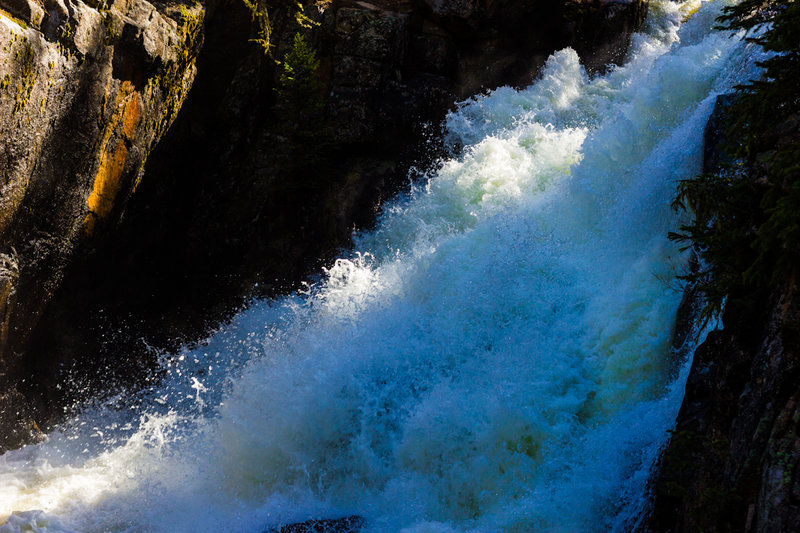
left=0, top=0, right=204, bottom=434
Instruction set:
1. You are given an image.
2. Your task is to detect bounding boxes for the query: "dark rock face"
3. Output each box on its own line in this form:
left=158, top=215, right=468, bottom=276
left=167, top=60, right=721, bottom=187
left=0, top=0, right=203, bottom=451
left=702, top=93, right=736, bottom=174
left=321, top=0, right=648, bottom=144
left=647, top=97, right=800, bottom=532
left=648, top=293, right=800, bottom=533
left=0, top=0, right=648, bottom=449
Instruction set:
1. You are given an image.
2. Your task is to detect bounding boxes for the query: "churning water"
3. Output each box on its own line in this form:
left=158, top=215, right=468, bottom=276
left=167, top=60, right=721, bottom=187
left=0, top=1, right=766, bottom=531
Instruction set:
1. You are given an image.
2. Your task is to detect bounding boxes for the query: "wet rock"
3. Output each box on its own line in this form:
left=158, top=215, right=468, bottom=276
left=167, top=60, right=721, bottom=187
left=322, top=0, right=649, bottom=146
left=702, top=93, right=737, bottom=174
left=564, top=0, right=649, bottom=72
left=264, top=515, right=364, bottom=533
left=0, top=253, right=18, bottom=359
left=0, top=388, right=45, bottom=453
left=422, top=0, right=481, bottom=22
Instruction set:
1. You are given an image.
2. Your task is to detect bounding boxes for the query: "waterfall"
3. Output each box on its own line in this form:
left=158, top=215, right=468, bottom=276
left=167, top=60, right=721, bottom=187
left=0, top=1, right=765, bottom=531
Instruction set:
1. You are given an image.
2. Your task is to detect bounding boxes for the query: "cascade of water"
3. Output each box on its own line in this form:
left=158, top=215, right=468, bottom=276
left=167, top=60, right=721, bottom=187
left=0, top=1, right=767, bottom=531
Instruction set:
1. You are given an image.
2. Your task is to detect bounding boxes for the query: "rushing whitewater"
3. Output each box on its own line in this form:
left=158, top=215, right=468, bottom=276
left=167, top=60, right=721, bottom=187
left=0, top=2, right=766, bottom=531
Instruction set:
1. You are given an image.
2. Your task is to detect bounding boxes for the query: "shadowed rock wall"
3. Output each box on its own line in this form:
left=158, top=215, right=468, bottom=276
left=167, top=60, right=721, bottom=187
left=0, top=0, right=203, bottom=451
left=647, top=96, right=800, bottom=533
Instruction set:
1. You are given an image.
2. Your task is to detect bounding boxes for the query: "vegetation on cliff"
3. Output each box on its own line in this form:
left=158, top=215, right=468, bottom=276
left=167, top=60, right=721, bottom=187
left=670, top=0, right=800, bottom=320
left=242, top=0, right=316, bottom=54
left=275, top=32, right=332, bottom=179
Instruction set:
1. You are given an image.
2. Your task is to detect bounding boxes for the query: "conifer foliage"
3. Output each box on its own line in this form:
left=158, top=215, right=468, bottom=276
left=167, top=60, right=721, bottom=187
left=277, top=33, right=323, bottom=115
left=670, top=0, right=800, bottom=320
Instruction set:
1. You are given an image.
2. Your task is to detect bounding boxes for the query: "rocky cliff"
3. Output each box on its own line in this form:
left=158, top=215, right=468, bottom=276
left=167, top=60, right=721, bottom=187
left=0, top=0, right=203, bottom=450
left=647, top=96, right=800, bottom=532
left=0, top=0, right=648, bottom=450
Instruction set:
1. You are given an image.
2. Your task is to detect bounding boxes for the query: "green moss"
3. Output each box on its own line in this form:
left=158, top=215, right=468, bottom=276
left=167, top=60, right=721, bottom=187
left=60, top=21, right=71, bottom=40
left=14, top=42, right=35, bottom=111
left=178, top=3, right=202, bottom=37
left=102, top=12, right=119, bottom=45
left=135, top=4, right=204, bottom=191
left=0, top=8, right=28, bottom=29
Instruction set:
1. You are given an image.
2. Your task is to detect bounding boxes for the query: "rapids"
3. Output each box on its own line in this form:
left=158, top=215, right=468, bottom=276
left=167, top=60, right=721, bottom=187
left=0, top=1, right=766, bottom=531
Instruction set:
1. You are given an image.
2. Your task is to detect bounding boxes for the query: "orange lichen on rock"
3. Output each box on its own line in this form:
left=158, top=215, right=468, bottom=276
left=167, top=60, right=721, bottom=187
left=84, top=88, right=141, bottom=234
left=121, top=90, right=141, bottom=139
left=84, top=140, right=128, bottom=233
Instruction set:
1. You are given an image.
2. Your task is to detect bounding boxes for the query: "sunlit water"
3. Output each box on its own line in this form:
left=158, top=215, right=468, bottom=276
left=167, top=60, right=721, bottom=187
left=0, top=2, right=765, bottom=531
